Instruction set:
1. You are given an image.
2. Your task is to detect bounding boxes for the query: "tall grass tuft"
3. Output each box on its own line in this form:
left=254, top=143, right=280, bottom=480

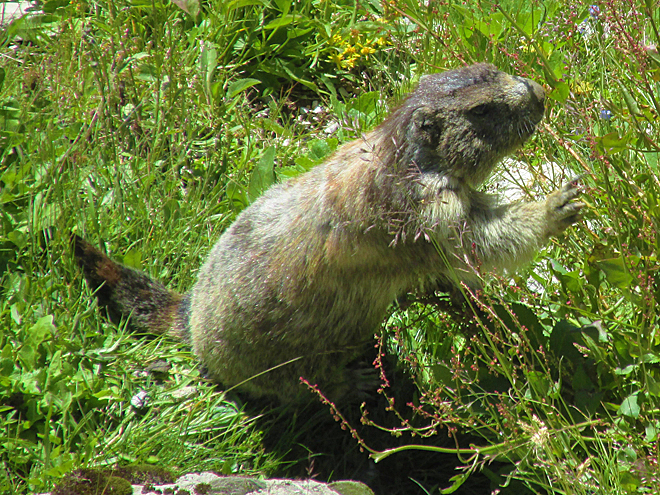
left=1, top=0, right=659, bottom=493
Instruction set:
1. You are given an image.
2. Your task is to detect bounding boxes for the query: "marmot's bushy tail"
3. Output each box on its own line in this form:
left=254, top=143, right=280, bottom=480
left=72, top=234, right=189, bottom=341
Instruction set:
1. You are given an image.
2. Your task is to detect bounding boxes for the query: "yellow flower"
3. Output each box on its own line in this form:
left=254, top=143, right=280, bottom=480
left=329, top=52, right=344, bottom=68
left=376, top=36, right=389, bottom=46
left=341, top=56, right=358, bottom=69
left=342, top=45, right=357, bottom=56
left=360, top=45, right=376, bottom=56
left=331, top=34, right=343, bottom=45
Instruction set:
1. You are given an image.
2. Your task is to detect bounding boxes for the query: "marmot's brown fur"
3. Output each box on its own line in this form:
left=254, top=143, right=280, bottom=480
left=74, top=63, right=583, bottom=403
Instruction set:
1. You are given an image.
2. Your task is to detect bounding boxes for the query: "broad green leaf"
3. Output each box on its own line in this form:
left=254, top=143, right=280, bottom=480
left=642, top=353, right=660, bottom=364
left=647, top=374, right=660, bottom=397
left=614, top=364, right=636, bottom=375
left=617, top=445, right=637, bottom=468
left=549, top=81, right=569, bottom=102
left=227, top=78, right=261, bottom=99
left=293, top=155, right=317, bottom=172
left=10, top=304, right=21, bottom=325
left=308, top=138, right=337, bottom=161
left=7, top=230, right=27, bottom=250
left=226, top=182, right=249, bottom=209
left=571, top=365, right=594, bottom=391
left=18, top=344, right=37, bottom=369
left=248, top=147, right=276, bottom=201
left=30, top=315, right=55, bottom=346
left=620, top=471, right=642, bottom=491
left=273, top=0, right=291, bottom=15
left=264, top=15, right=294, bottom=30
left=527, top=371, right=557, bottom=398
left=619, top=393, right=640, bottom=418
left=288, top=27, right=314, bottom=39
left=595, top=257, right=634, bottom=289
left=596, top=132, right=630, bottom=153
left=171, top=0, right=200, bottom=16
left=123, top=248, right=142, bottom=270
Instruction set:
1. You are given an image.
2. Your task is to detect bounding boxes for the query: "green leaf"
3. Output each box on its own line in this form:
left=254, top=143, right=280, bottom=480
left=226, top=182, right=249, bottom=209
left=93, top=389, right=116, bottom=400
left=617, top=445, right=637, bottom=469
left=440, top=472, right=470, bottom=493
left=123, top=248, right=142, bottom=270
left=308, top=138, right=337, bottom=161
left=620, top=471, right=642, bottom=491
left=18, top=344, right=37, bottom=369
left=555, top=269, right=583, bottom=295
left=647, top=374, right=660, bottom=397
left=200, top=42, right=218, bottom=101
left=642, top=353, right=660, bottom=363
left=10, top=304, right=21, bottom=325
left=137, top=64, right=158, bottom=83
left=617, top=81, right=641, bottom=116
left=527, top=371, right=555, bottom=398
left=171, top=0, right=200, bottom=16
left=581, top=320, right=609, bottom=344
left=431, top=364, right=454, bottom=387
left=248, top=147, right=276, bottom=201
left=549, top=81, right=569, bottom=103
left=117, top=52, right=149, bottom=74
left=227, top=78, right=261, bottom=99
left=595, top=257, right=634, bottom=289
left=595, top=132, right=630, bottom=154
left=224, top=0, right=263, bottom=14
left=619, top=392, right=640, bottom=418
left=292, top=156, right=317, bottom=172
left=42, top=0, right=71, bottom=13
left=264, top=15, right=294, bottom=30
left=30, top=315, right=56, bottom=347
left=273, top=0, right=291, bottom=14
left=614, top=364, right=636, bottom=375
left=549, top=320, right=583, bottom=361
left=7, top=230, right=27, bottom=250
left=571, top=365, right=594, bottom=391
left=287, top=27, right=314, bottom=39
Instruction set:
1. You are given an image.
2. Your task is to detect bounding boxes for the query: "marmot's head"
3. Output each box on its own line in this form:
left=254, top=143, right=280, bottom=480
left=382, top=63, right=545, bottom=186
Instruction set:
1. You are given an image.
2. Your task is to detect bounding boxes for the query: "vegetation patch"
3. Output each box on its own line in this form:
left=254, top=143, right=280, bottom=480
left=1, top=0, right=659, bottom=494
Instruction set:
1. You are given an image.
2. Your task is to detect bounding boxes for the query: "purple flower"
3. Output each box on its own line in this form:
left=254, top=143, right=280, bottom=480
left=589, top=5, right=600, bottom=18
left=600, top=109, right=612, bottom=120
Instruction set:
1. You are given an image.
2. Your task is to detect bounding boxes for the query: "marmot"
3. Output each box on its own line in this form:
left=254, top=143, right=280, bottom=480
left=74, top=63, right=583, bottom=403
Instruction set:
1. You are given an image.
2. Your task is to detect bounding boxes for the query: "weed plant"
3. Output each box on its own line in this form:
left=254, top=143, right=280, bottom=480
left=1, top=0, right=659, bottom=494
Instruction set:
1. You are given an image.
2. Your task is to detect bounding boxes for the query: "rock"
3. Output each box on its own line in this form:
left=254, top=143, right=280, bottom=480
left=137, top=472, right=375, bottom=495
left=45, top=470, right=374, bottom=495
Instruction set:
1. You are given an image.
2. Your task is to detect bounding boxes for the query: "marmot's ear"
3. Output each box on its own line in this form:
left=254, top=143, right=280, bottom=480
left=410, top=106, right=442, bottom=144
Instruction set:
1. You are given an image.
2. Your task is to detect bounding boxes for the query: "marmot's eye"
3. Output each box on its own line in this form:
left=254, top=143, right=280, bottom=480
left=469, top=103, right=492, bottom=117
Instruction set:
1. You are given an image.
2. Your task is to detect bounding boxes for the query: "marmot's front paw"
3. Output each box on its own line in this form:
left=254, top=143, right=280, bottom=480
left=545, top=175, right=584, bottom=236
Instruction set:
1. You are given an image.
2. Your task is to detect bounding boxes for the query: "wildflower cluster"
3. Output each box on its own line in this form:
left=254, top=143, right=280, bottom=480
left=328, top=24, right=390, bottom=70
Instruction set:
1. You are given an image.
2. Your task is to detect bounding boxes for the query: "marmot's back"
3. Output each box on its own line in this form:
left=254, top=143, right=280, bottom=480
left=74, top=63, right=582, bottom=403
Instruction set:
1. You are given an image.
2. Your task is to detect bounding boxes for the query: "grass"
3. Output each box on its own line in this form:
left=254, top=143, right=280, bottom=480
left=1, top=0, right=660, bottom=493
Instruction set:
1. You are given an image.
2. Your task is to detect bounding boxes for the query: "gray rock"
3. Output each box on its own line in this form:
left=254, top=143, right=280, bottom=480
left=134, top=472, right=374, bottom=495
